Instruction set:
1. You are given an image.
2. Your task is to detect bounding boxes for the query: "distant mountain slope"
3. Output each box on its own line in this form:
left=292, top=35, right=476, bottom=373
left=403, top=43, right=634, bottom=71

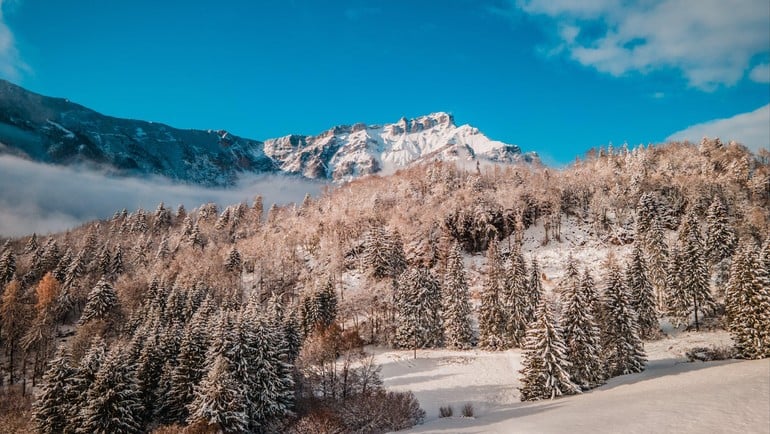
left=0, top=80, right=276, bottom=186
left=0, top=80, right=536, bottom=185
left=264, top=112, right=538, bottom=180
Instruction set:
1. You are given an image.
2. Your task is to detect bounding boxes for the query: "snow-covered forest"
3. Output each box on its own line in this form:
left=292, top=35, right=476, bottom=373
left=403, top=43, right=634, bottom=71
left=0, top=138, right=769, bottom=433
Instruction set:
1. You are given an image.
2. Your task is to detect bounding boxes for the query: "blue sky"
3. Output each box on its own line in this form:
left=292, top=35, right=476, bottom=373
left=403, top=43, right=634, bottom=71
left=1, top=0, right=768, bottom=163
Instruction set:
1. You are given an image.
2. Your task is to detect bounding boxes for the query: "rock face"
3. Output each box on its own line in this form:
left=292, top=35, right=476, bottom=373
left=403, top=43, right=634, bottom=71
left=264, top=112, right=538, bottom=181
left=0, top=80, right=537, bottom=185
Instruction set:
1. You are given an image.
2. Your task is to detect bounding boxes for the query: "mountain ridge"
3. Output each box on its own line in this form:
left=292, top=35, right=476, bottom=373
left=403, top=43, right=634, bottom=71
left=0, top=80, right=537, bottom=185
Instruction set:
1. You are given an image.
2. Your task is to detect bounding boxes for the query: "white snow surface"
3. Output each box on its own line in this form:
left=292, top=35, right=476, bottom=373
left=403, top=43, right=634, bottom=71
left=376, top=330, right=770, bottom=433
left=263, top=113, right=536, bottom=180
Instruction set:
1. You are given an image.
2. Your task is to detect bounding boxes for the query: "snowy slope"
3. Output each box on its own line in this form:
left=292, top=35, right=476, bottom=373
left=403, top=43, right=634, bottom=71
left=263, top=112, right=538, bottom=181
left=376, top=330, right=770, bottom=434
left=0, top=80, right=538, bottom=185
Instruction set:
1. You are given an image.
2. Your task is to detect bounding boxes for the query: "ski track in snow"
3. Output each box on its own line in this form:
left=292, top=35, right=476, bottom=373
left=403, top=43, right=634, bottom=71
left=375, top=330, right=770, bottom=434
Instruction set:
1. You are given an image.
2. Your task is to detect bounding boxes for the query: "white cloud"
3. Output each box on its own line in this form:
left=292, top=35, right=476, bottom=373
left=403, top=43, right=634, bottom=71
left=0, top=155, right=325, bottom=237
left=515, top=0, right=770, bottom=90
left=0, top=0, right=26, bottom=80
left=666, top=104, right=770, bottom=153
left=749, top=63, right=770, bottom=83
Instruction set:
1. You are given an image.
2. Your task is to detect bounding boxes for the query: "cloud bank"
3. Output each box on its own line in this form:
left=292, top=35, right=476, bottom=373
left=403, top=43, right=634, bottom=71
left=666, top=104, right=770, bottom=153
left=0, top=155, right=325, bottom=237
left=513, top=0, right=770, bottom=90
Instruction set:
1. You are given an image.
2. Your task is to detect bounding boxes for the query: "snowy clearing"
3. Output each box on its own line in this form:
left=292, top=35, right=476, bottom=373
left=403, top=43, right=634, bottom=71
left=376, top=330, right=770, bottom=434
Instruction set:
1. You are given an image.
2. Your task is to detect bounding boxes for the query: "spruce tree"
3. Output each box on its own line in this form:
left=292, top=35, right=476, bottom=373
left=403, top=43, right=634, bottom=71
left=0, top=248, right=15, bottom=286
left=503, top=243, right=528, bottom=348
left=602, top=264, right=647, bottom=377
left=394, top=268, right=443, bottom=349
left=526, top=257, right=544, bottom=324
left=224, top=247, right=242, bottom=273
left=478, top=241, right=506, bottom=350
left=442, top=242, right=473, bottom=349
left=187, top=354, right=249, bottom=433
left=519, top=298, right=580, bottom=401
left=80, top=278, right=119, bottom=324
left=645, top=217, right=669, bottom=309
left=32, top=347, right=78, bottom=434
left=725, top=242, right=770, bottom=359
left=704, top=196, right=736, bottom=265
left=67, top=337, right=107, bottom=433
left=667, top=213, right=715, bottom=331
left=561, top=269, right=604, bottom=390
left=626, top=245, right=659, bottom=339
left=79, top=345, right=144, bottom=434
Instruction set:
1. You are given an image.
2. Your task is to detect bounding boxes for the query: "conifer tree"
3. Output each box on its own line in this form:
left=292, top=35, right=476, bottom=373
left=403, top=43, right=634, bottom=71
left=80, top=278, right=119, bottom=324
left=526, top=257, right=544, bottom=324
left=704, top=196, right=736, bottom=265
left=112, top=244, right=124, bottom=275
left=645, top=217, right=669, bottom=308
left=224, top=247, right=242, bottom=273
left=602, top=264, right=646, bottom=376
left=725, top=241, right=770, bottom=359
left=0, top=248, right=15, bottom=286
left=32, top=347, right=78, bottom=434
left=667, top=214, right=715, bottom=331
left=24, top=232, right=39, bottom=254
left=160, top=307, right=213, bottom=424
left=503, top=243, right=529, bottom=348
left=67, top=337, right=107, bottom=433
left=478, top=241, right=506, bottom=350
left=79, top=345, right=144, bottom=434
left=442, top=242, right=473, bottom=349
left=519, top=298, right=580, bottom=401
left=394, top=267, right=443, bottom=349
left=187, top=354, right=249, bottom=433
left=626, top=245, right=659, bottom=339
left=561, top=269, right=604, bottom=389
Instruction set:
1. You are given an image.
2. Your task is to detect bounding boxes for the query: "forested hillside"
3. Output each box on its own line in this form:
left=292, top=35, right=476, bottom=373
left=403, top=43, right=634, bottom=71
left=0, top=138, right=768, bottom=433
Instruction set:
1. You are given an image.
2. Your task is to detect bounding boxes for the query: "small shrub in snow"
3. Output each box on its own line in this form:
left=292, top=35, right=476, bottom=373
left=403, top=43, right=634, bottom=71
left=461, top=403, right=475, bottom=418
left=439, top=405, right=453, bottom=418
left=686, top=346, right=734, bottom=362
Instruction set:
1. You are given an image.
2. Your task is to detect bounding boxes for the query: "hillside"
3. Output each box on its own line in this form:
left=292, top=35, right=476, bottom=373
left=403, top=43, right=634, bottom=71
left=0, top=139, right=768, bottom=432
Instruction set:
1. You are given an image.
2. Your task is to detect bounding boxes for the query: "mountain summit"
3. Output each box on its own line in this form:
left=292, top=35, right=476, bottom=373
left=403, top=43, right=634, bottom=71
left=0, top=80, right=536, bottom=185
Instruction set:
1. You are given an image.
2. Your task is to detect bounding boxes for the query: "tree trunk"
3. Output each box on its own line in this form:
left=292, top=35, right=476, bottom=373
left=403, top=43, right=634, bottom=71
left=693, top=296, right=700, bottom=332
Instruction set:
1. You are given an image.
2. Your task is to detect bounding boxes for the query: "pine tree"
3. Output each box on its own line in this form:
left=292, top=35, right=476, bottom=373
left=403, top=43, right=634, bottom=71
left=725, top=241, right=770, bottom=359
left=626, top=245, right=659, bottom=339
left=503, top=244, right=529, bottom=348
left=602, top=264, right=647, bottom=377
left=32, top=347, right=78, bottom=434
left=79, top=345, right=144, bottom=434
left=704, top=196, right=736, bottom=265
left=561, top=269, right=604, bottom=390
left=519, top=298, right=581, bottom=401
left=394, top=267, right=443, bottom=349
left=442, top=242, right=473, bottom=349
left=153, top=202, right=172, bottom=232
left=80, top=278, right=119, bottom=324
left=478, top=241, right=506, bottom=350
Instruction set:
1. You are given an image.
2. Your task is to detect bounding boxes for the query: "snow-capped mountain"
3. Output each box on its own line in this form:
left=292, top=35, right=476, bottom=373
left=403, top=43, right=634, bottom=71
left=0, top=80, right=537, bottom=185
left=264, top=112, right=538, bottom=180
